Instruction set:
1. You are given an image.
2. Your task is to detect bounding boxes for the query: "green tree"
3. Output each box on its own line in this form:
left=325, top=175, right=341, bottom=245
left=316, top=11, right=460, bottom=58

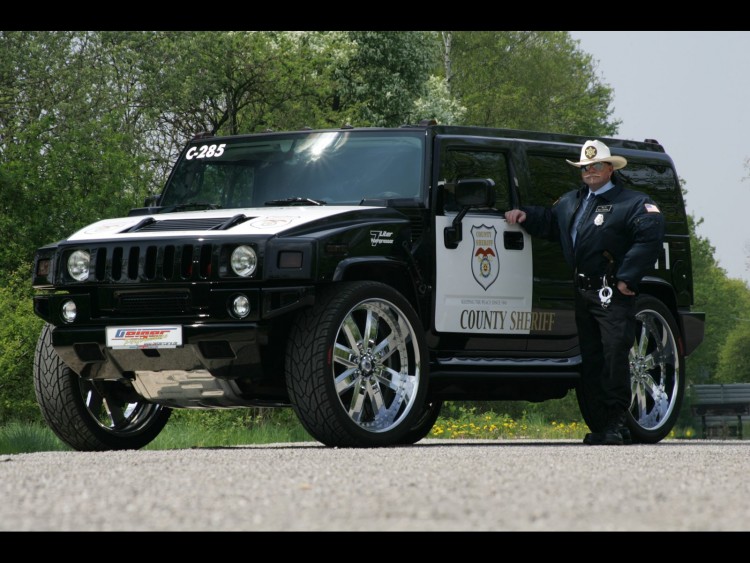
left=0, top=31, right=158, bottom=269
left=686, top=214, right=750, bottom=383
left=331, top=31, right=441, bottom=127
left=411, top=75, right=467, bottom=125
left=714, top=320, right=750, bottom=383
left=443, top=31, right=620, bottom=135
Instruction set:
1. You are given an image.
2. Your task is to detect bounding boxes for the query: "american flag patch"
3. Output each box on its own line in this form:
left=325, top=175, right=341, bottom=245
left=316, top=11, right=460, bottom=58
left=645, top=203, right=660, bottom=213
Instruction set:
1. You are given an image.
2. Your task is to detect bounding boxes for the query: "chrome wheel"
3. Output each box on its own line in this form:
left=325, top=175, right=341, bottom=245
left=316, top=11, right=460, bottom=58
left=332, top=298, right=422, bottom=433
left=627, top=296, right=684, bottom=443
left=286, top=281, right=428, bottom=447
left=629, top=309, right=679, bottom=429
left=80, top=379, right=167, bottom=437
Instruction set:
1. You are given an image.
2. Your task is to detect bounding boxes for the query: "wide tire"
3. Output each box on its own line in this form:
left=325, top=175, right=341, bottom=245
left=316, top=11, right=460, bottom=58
left=576, top=295, right=685, bottom=444
left=33, top=323, right=171, bottom=451
left=285, top=281, right=429, bottom=447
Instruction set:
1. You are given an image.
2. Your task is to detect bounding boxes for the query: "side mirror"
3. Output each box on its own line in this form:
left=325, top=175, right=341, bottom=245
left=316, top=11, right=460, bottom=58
left=454, top=178, right=496, bottom=208
left=444, top=178, right=495, bottom=249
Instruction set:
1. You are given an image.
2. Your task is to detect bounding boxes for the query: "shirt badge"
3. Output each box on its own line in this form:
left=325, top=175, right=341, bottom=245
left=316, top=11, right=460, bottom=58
left=645, top=203, right=661, bottom=213
left=594, top=214, right=604, bottom=226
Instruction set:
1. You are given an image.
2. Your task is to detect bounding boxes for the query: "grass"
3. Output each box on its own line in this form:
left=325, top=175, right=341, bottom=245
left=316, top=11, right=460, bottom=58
left=0, top=421, right=70, bottom=454
left=143, top=408, right=316, bottom=450
left=0, top=402, right=708, bottom=455
left=431, top=405, right=589, bottom=440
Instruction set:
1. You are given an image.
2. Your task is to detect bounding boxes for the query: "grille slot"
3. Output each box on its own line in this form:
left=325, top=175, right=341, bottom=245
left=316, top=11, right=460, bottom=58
left=116, top=291, right=191, bottom=316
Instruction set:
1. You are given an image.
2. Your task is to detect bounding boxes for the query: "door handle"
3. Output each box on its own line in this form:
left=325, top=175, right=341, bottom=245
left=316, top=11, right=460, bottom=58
left=504, top=231, right=524, bottom=250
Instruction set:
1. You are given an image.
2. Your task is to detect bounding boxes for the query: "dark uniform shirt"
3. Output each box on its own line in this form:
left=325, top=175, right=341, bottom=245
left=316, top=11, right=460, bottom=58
left=520, top=182, right=666, bottom=291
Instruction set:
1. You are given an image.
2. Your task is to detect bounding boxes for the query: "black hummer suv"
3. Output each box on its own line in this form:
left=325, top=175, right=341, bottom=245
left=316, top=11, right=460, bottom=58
left=31, top=124, right=705, bottom=449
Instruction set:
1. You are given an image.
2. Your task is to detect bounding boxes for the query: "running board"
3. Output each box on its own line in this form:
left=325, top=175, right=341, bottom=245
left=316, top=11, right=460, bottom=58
left=435, top=355, right=582, bottom=367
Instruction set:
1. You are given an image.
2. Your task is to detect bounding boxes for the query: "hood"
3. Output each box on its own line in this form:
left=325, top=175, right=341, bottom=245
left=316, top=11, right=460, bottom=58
left=67, top=206, right=382, bottom=242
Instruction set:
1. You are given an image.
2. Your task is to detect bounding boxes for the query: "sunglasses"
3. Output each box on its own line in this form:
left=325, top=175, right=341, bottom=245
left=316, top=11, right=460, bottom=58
left=580, top=162, right=611, bottom=172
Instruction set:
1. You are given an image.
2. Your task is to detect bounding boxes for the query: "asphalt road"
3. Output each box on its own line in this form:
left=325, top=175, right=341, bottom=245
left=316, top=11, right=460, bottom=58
left=2, top=439, right=749, bottom=532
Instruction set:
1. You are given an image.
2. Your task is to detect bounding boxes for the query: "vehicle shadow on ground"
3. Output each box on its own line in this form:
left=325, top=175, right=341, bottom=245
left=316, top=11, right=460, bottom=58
left=200, top=438, right=750, bottom=450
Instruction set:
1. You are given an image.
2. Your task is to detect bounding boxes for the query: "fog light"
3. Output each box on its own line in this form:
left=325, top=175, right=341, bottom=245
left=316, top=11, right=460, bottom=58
left=61, top=300, right=77, bottom=323
left=231, top=294, right=250, bottom=318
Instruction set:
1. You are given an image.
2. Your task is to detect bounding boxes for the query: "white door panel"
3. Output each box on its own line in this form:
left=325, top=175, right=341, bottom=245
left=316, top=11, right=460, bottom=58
left=434, top=214, right=534, bottom=334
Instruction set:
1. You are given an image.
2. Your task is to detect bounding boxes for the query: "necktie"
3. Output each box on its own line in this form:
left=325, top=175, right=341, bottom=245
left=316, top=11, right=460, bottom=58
left=572, top=192, right=595, bottom=248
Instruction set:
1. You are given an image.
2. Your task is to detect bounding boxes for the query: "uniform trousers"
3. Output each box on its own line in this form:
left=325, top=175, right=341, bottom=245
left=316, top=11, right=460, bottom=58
left=574, top=287, right=636, bottom=421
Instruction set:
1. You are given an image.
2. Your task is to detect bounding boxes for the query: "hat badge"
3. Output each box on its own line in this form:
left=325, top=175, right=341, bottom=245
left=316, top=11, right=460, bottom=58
left=584, top=146, right=598, bottom=160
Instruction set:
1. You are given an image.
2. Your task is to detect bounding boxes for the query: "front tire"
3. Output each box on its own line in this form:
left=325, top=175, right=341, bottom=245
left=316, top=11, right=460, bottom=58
left=576, top=295, right=684, bottom=444
left=33, top=323, right=171, bottom=451
left=285, top=281, right=429, bottom=447
left=397, top=400, right=443, bottom=445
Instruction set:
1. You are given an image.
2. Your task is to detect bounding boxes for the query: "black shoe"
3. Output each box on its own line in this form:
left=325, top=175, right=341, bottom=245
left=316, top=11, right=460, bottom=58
left=584, top=426, right=632, bottom=445
left=620, top=426, right=633, bottom=445
left=583, top=432, right=600, bottom=445
left=583, top=412, right=630, bottom=446
left=583, top=428, right=623, bottom=445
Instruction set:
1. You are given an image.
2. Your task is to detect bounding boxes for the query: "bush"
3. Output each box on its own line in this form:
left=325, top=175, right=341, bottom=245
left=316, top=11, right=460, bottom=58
left=0, top=266, right=44, bottom=424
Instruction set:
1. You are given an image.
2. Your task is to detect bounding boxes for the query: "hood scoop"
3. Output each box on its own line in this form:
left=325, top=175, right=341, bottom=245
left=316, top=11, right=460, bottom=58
left=123, top=214, right=252, bottom=233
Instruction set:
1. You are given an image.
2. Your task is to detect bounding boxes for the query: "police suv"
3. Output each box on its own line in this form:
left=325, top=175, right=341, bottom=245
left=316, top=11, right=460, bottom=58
left=31, top=123, right=705, bottom=449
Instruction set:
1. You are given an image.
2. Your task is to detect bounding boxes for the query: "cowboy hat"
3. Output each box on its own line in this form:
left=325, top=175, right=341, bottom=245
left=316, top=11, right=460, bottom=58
left=566, top=140, right=627, bottom=170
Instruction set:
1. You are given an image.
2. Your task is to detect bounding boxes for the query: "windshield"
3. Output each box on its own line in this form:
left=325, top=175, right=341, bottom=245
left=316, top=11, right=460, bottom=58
left=160, top=130, right=425, bottom=209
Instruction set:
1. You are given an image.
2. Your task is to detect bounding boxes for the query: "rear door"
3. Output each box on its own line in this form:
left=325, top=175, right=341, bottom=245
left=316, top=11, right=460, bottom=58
left=521, top=147, right=588, bottom=353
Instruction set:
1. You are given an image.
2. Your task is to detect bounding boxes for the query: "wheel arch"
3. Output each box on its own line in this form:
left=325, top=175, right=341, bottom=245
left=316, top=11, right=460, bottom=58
left=332, top=257, right=420, bottom=314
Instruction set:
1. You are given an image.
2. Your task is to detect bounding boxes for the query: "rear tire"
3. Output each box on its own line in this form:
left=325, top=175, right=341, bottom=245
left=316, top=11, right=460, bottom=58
left=34, top=324, right=171, bottom=451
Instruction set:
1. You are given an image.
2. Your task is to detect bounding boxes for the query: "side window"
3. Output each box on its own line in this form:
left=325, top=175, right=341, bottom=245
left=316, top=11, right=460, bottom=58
left=618, top=162, right=686, bottom=234
left=439, top=149, right=511, bottom=212
left=526, top=153, right=581, bottom=205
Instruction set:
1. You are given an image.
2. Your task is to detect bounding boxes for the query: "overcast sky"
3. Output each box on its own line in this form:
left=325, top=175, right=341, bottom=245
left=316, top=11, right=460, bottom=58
left=569, top=31, right=750, bottom=286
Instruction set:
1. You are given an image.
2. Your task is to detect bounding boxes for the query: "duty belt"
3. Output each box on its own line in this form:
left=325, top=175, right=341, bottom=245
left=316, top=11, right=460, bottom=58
left=575, top=273, right=616, bottom=291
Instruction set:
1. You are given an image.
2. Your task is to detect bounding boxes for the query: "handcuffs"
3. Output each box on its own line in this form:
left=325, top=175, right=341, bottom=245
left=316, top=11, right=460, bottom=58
left=598, top=252, right=616, bottom=309
left=598, top=277, right=613, bottom=309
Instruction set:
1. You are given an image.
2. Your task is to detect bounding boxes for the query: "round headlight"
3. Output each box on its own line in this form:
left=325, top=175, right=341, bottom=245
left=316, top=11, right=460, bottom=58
left=230, top=245, right=257, bottom=277
left=67, top=250, right=91, bottom=281
left=61, top=300, right=77, bottom=323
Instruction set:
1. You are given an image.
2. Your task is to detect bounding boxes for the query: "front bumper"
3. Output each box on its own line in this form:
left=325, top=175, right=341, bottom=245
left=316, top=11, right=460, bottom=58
left=34, top=284, right=315, bottom=382
left=48, top=322, right=266, bottom=381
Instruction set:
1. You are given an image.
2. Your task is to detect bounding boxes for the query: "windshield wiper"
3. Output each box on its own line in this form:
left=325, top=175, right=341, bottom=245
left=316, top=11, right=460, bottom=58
left=264, top=197, right=326, bottom=206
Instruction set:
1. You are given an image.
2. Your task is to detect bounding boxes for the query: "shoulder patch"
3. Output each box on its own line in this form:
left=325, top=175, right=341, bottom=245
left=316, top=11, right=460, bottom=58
left=644, top=203, right=660, bottom=213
